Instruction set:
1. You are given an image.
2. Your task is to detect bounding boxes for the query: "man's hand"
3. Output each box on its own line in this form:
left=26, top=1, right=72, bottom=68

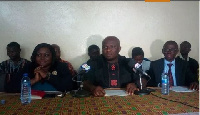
left=126, top=83, right=138, bottom=95
left=189, top=82, right=199, bottom=91
left=92, top=86, right=105, bottom=97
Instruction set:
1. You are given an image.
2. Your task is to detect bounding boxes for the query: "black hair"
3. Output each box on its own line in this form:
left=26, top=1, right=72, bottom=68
left=7, top=42, right=20, bottom=49
left=180, top=41, right=191, bottom=48
left=51, top=44, right=61, bottom=52
left=132, top=47, right=144, bottom=58
left=88, top=44, right=100, bottom=53
left=163, top=40, right=178, bottom=49
left=31, top=43, right=57, bottom=70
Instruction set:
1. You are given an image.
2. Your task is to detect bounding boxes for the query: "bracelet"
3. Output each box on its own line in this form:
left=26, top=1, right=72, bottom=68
left=46, top=72, right=51, bottom=80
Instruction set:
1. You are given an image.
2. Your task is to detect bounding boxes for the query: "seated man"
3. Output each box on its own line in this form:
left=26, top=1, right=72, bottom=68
left=0, top=42, right=30, bottom=92
left=83, top=36, right=139, bottom=97
left=52, top=44, right=77, bottom=90
left=88, top=44, right=100, bottom=61
left=132, top=47, right=150, bottom=73
left=78, top=44, right=100, bottom=71
left=131, top=47, right=151, bottom=88
left=147, top=41, right=198, bottom=90
left=177, top=41, right=199, bottom=81
left=77, top=44, right=100, bottom=86
left=51, top=44, right=77, bottom=77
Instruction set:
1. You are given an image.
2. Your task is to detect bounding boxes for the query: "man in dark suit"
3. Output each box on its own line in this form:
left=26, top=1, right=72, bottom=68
left=147, top=41, right=198, bottom=90
left=177, top=41, right=199, bottom=81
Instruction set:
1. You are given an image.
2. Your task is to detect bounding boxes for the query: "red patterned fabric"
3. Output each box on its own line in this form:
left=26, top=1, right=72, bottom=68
left=111, top=64, right=116, bottom=70
left=108, top=63, right=119, bottom=88
left=0, top=89, right=199, bottom=114
left=60, top=59, right=77, bottom=77
left=167, top=63, right=174, bottom=87
left=111, top=80, right=117, bottom=86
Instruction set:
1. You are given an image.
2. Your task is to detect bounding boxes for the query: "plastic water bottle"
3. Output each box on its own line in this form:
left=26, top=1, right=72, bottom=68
left=21, top=73, right=31, bottom=104
left=161, top=72, right=169, bottom=95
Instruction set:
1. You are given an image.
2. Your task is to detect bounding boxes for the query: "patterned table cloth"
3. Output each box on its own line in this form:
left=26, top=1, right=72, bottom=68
left=0, top=89, right=199, bottom=115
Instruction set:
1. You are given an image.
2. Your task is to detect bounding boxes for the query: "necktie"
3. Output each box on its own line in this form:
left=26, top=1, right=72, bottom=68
left=167, top=63, right=174, bottom=87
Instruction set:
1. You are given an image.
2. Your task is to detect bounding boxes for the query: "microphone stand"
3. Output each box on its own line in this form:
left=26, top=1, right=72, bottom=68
left=74, top=74, right=90, bottom=98
left=134, top=73, right=150, bottom=95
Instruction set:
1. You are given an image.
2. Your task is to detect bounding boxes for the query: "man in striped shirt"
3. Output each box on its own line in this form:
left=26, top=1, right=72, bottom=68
left=0, top=42, right=30, bottom=92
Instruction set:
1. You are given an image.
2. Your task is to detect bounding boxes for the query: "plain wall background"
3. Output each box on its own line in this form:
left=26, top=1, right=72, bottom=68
left=0, top=1, right=199, bottom=70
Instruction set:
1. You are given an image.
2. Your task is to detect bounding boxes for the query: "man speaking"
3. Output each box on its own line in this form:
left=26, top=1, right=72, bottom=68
left=83, top=36, right=140, bottom=97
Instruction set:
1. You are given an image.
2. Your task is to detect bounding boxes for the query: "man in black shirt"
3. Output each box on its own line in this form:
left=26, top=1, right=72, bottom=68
left=177, top=41, right=199, bottom=82
left=0, top=42, right=30, bottom=92
left=83, top=36, right=139, bottom=97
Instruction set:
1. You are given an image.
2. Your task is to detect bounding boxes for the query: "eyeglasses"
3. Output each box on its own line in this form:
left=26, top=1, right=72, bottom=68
left=163, top=48, right=177, bottom=53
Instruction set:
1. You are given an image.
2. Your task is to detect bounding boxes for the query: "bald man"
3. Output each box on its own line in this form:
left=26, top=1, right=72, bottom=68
left=51, top=44, right=77, bottom=77
left=83, top=36, right=139, bottom=97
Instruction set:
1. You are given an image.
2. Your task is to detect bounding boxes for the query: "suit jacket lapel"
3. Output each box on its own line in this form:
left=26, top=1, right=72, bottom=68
left=158, top=59, right=164, bottom=84
left=154, top=58, right=164, bottom=86
left=175, top=58, right=181, bottom=86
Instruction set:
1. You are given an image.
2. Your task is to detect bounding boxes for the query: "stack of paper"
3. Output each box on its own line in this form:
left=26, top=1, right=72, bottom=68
left=105, top=90, right=128, bottom=96
left=171, top=86, right=195, bottom=92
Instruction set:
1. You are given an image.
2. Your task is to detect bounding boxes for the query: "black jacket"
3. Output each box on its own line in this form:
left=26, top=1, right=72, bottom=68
left=147, top=58, right=196, bottom=87
left=84, top=55, right=137, bottom=88
left=176, top=56, right=199, bottom=82
left=7, top=61, right=74, bottom=92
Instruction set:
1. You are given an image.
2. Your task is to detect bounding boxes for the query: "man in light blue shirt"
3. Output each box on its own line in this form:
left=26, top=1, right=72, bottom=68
left=147, top=41, right=198, bottom=90
left=164, top=59, right=177, bottom=86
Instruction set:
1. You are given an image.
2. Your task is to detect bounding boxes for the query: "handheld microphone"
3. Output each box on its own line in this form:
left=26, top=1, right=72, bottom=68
left=72, top=63, right=91, bottom=98
left=128, top=59, right=150, bottom=77
left=77, top=64, right=91, bottom=76
left=128, top=59, right=151, bottom=95
left=72, top=63, right=90, bottom=82
left=134, top=63, right=150, bottom=78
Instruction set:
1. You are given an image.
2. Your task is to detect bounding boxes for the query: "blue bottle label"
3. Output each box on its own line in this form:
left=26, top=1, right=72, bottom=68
left=162, top=79, right=167, bottom=84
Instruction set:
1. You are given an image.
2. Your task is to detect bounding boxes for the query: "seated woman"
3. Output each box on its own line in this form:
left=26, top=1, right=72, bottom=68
left=25, top=43, right=73, bottom=92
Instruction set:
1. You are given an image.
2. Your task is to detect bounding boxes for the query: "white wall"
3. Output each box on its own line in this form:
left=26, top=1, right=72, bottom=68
left=0, top=1, right=199, bottom=70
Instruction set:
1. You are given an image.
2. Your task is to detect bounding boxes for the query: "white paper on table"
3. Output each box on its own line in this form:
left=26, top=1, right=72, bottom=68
left=171, top=86, right=195, bottom=92
left=105, top=90, right=128, bottom=96
left=44, top=91, right=62, bottom=94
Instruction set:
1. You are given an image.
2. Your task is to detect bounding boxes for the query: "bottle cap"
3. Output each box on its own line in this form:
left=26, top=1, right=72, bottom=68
left=23, top=73, right=28, bottom=76
left=1, top=100, right=5, bottom=104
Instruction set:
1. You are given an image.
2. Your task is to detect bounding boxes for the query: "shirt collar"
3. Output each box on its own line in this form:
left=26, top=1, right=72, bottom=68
left=179, top=54, right=189, bottom=61
left=164, top=59, right=175, bottom=66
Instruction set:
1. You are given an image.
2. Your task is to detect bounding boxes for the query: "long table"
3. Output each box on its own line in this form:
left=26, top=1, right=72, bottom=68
left=0, top=89, right=199, bottom=114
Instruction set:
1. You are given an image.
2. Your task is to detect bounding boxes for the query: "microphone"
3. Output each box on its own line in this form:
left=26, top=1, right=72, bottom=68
left=72, top=63, right=91, bottom=98
left=128, top=59, right=151, bottom=95
left=77, top=63, right=91, bottom=76
left=128, top=59, right=150, bottom=78
left=134, top=63, right=150, bottom=78
left=72, top=63, right=90, bottom=82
